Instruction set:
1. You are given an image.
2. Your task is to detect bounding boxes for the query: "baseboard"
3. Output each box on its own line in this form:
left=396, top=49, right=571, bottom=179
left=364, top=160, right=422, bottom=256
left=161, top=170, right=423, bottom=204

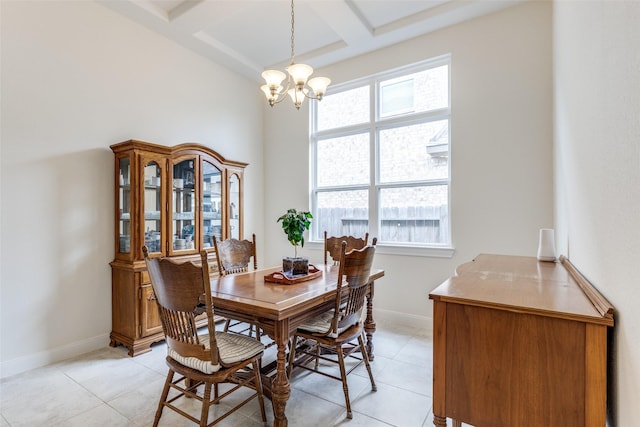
left=0, top=310, right=432, bottom=379
left=0, top=333, right=110, bottom=379
left=374, top=307, right=433, bottom=332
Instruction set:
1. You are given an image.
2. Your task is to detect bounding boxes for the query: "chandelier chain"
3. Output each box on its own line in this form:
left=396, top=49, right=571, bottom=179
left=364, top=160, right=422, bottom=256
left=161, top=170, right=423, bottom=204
left=260, top=0, right=330, bottom=109
left=290, top=0, right=295, bottom=65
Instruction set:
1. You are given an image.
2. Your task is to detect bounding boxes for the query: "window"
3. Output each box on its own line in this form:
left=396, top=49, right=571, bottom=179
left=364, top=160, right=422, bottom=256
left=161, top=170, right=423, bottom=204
left=310, top=56, right=451, bottom=249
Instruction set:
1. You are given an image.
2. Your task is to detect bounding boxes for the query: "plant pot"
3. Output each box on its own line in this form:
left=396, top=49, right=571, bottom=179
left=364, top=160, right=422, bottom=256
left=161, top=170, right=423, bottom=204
left=282, top=257, right=309, bottom=278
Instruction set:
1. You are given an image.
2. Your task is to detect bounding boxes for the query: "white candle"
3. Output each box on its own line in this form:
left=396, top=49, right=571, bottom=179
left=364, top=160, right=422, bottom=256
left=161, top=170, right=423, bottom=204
left=537, top=228, right=556, bottom=262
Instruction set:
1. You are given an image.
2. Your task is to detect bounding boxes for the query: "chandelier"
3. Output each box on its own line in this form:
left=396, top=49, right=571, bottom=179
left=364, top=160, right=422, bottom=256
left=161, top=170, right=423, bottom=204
left=260, top=0, right=331, bottom=109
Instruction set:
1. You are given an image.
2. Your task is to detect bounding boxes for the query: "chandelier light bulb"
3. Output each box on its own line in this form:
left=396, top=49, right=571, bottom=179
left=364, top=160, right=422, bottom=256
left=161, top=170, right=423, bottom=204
left=261, top=84, right=281, bottom=106
left=262, top=70, right=286, bottom=88
left=288, top=87, right=308, bottom=109
left=286, top=63, right=314, bottom=86
left=307, top=76, right=331, bottom=100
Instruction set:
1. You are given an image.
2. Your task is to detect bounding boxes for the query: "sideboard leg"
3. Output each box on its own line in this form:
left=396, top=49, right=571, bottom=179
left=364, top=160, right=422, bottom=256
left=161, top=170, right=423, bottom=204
left=432, top=302, right=447, bottom=427
left=433, top=414, right=447, bottom=427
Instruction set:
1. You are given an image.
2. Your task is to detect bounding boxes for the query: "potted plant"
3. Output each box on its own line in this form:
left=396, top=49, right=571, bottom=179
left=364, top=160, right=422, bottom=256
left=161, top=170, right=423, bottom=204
left=277, top=208, right=313, bottom=277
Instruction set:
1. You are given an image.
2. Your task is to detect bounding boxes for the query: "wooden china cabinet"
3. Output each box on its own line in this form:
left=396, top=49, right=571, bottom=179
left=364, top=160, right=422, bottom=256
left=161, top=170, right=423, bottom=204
left=109, top=140, right=247, bottom=356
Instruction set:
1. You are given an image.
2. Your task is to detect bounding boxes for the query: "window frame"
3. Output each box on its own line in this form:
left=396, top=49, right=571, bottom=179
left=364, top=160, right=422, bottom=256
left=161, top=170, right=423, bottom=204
left=309, top=55, right=454, bottom=258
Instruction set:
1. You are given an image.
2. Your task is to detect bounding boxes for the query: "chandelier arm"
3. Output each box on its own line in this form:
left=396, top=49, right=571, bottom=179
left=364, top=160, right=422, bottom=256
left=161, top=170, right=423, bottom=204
left=270, top=75, right=293, bottom=105
left=272, top=93, right=291, bottom=106
left=303, top=91, right=321, bottom=101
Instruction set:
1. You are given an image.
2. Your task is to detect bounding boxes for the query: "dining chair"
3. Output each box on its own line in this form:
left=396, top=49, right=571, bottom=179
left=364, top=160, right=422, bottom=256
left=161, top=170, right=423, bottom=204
left=142, top=246, right=267, bottom=427
left=324, top=231, right=369, bottom=265
left=212, top=233, right=257, bottom=274
left=287, top=239, right=378, bottom=419
left=212, top=234, right=261, bottom=339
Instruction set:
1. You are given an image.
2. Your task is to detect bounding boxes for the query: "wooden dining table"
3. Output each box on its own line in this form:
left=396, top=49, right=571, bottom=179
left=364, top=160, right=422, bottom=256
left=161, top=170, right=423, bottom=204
left=208, top=263, right=384, bottom=427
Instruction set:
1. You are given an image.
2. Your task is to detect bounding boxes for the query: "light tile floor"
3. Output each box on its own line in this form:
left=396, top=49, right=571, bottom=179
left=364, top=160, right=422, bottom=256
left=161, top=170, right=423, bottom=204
left=0, top=312, right=468, bottom=427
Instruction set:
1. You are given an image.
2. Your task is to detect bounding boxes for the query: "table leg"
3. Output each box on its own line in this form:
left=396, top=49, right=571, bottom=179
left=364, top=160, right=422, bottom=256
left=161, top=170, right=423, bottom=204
left=364, top=281, right=376, bottom=360
left=271, top=319, right=291, bottom=427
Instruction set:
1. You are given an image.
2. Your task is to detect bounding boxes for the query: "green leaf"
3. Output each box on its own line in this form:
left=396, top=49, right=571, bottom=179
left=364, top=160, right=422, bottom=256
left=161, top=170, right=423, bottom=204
left=277, top=208, right=312, bottom=252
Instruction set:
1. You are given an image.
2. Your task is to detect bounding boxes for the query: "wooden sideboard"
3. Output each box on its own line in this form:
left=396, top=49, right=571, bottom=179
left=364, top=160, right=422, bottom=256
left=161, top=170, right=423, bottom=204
left=429, top=254, right=614, bottom=427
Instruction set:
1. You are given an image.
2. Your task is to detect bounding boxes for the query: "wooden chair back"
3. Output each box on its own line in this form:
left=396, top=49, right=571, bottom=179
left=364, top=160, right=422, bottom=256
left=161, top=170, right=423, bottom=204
left=212, top=233, right=257, bottom=275
left=142, top=246, right=219, bottom=366
left=330, top=239, right=377, bottom=336
left=324, top=231, right=369, bottom=265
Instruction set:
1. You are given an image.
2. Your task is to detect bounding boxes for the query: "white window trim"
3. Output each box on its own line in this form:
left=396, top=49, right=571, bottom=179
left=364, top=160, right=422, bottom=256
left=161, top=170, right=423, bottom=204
left=309, top=55, right=453, bottom=257
left=305, top=241, right=455, bottom=259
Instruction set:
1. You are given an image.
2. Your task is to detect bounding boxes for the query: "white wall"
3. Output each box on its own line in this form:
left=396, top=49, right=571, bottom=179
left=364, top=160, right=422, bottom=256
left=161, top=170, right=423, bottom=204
left=0, top=1, right=264, bottom=377
left=553, top=2, right=640, bottom=425
left=264, top=2, right=553, bottom=318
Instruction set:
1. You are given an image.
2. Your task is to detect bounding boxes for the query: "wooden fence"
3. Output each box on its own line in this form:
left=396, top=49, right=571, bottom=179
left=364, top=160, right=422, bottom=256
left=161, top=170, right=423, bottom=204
left=316, top=206, right=449, bottom=244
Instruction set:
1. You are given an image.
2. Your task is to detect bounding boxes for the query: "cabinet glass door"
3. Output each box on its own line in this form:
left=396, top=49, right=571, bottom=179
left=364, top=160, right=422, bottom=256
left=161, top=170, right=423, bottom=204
left=118, top=156, right=131, bottom=253
left=172, top=158, right=196, bottom=251
left=202, top=161, right=222, bottom=248
left=143, top=161, right=162, bottom=253
left=229, top=173, right=240, bottom=239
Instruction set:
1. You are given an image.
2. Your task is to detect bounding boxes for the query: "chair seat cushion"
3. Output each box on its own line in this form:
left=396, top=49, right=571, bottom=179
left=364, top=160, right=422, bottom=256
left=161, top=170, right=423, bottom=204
left=298, top=309, right=360, bottom=338
left=168, top=331, right=264, bottom=374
